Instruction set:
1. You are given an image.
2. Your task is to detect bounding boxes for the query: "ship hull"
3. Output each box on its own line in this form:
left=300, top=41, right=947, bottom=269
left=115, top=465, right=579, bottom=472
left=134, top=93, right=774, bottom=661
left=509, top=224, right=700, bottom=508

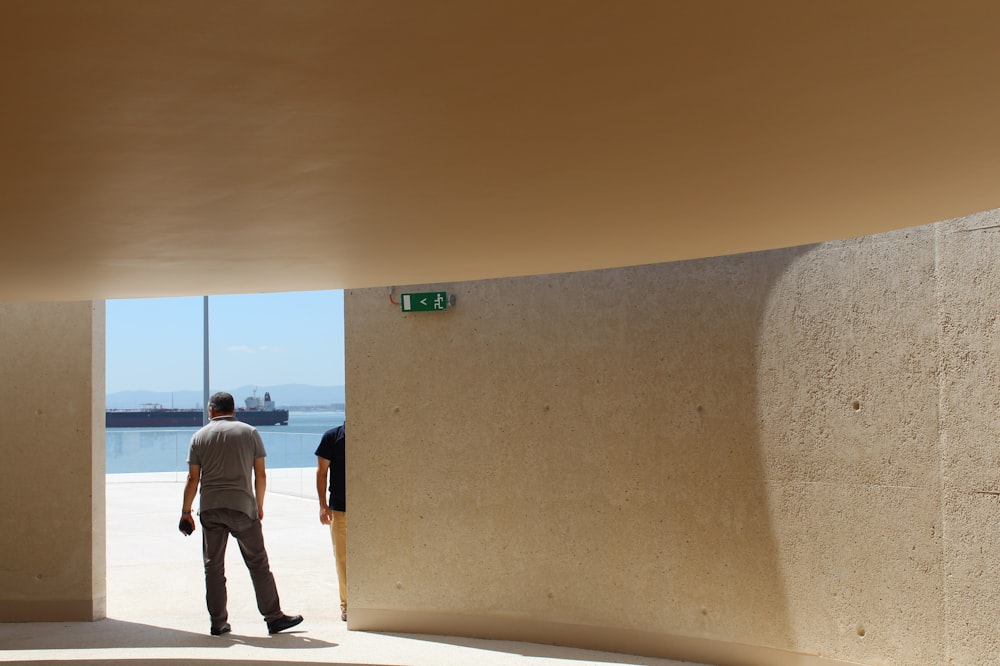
left=106, top=409, right=289, bottom=428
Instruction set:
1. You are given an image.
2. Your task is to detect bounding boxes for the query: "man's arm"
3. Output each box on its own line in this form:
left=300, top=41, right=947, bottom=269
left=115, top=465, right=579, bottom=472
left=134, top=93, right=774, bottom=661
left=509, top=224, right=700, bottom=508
left=254, top=456, right=267, bottom=520
left=181, top=464, right=200, bottom=532
left=316, top=456, right=332, bottom=525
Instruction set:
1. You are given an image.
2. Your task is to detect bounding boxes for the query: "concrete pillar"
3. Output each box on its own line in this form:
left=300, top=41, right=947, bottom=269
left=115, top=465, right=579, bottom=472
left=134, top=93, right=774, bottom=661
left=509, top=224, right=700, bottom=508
left=0, top=300, right=106, bottom=621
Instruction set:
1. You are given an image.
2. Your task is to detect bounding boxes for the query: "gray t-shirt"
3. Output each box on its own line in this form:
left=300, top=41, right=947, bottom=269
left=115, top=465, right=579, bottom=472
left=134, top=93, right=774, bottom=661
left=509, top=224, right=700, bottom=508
left=187, top=416, right=267, bottom=519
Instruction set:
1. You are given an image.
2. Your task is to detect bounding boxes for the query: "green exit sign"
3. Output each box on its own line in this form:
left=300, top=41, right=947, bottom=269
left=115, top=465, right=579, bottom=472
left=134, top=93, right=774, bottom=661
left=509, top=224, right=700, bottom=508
left=401, top=291, right=449, bottom=312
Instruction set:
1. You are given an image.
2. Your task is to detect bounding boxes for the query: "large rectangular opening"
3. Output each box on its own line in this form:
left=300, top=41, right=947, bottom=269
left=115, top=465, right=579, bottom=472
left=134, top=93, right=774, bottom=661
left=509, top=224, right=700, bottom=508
left=104, top=290, right=345, bottom=632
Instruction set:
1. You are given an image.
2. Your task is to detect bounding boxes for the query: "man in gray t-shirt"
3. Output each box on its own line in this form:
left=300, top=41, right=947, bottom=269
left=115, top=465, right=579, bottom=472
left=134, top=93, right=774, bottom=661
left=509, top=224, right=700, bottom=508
left=180, top=391, right=302, bottom=636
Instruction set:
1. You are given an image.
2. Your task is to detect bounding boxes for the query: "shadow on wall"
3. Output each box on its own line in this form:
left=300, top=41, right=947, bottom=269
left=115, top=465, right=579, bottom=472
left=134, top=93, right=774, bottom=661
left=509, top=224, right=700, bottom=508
left=756, top=226, right=944, bottom=663
left=347, top=245, right=813, bottom=658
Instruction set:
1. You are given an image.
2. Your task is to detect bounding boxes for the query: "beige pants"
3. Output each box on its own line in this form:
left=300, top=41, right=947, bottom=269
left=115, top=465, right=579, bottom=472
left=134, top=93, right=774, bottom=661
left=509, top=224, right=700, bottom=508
left=329, top=510, right=347, bottom=611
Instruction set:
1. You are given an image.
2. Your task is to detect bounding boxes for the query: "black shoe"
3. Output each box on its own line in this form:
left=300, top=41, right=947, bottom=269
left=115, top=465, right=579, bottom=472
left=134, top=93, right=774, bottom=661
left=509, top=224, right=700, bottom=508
left=210, top=623, right=231, bottom=636
left=267, top=614, right=303, bottom=634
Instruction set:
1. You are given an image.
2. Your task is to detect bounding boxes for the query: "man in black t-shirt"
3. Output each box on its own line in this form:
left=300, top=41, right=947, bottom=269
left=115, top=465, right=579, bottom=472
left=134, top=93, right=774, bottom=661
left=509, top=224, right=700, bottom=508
left=315, top=423, right=347, bottom=621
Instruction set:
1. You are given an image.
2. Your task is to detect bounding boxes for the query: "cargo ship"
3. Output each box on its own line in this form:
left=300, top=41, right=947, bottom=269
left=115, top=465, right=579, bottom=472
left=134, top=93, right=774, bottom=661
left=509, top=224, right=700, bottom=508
left=106, top=391, right=289, bottom=428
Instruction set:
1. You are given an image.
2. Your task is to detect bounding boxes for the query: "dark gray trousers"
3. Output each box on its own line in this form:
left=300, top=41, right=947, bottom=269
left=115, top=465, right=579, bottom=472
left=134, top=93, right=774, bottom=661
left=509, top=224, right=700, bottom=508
left=200, top=508, right=282, bottom=629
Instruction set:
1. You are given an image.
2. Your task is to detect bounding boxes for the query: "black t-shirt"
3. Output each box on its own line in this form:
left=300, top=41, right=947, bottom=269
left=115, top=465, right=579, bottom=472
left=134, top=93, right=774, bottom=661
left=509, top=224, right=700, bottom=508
left=315, top=424, right=346, bottom=511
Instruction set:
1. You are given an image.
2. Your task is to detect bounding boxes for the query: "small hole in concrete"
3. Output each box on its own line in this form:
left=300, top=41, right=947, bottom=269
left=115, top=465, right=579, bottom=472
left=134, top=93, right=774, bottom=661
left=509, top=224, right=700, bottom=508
left=851, top=400, right=861, bottom=411
left=857, top=625, right=866, bottom=637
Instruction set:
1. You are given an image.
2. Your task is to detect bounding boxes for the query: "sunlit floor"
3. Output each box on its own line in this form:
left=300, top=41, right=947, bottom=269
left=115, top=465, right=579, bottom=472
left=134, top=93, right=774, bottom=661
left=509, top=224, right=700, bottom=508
left=0, top=473, right=704, bottom=666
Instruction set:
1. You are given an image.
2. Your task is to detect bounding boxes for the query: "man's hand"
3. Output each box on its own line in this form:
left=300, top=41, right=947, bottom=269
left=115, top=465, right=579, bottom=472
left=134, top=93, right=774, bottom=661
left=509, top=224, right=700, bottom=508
left=182, top=464, right=200, bottom=534
left=316, top=457, right=332, bottom=526
left=258, top=503, right=265, bottom=521
left=180, top=513, right=196, bottom=535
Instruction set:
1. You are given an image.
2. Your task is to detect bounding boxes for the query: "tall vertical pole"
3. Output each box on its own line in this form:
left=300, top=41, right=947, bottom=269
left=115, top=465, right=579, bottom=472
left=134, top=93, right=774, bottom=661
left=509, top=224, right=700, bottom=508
left=202, top=296, right=210, bottom=426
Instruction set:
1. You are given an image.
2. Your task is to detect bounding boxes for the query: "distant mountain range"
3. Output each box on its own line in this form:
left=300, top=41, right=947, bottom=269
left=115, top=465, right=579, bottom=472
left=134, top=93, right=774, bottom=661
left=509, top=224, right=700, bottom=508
left=106, top=384, right=345, bottom=410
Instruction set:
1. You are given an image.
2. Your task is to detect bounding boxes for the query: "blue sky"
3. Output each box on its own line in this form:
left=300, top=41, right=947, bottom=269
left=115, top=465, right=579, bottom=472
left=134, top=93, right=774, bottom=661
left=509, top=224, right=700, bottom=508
left=105, top=290, right=345, bottom=394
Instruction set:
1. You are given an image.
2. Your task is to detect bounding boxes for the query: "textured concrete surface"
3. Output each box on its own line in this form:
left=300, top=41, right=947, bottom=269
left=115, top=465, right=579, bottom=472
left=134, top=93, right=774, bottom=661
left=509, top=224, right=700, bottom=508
left=935, top=211, right=1000, bottom=664
left=0, top=300, right=105, bottom=622
left=343, top=213, right=1000, bottom=665
left=756, top=227, right=943, bottom=664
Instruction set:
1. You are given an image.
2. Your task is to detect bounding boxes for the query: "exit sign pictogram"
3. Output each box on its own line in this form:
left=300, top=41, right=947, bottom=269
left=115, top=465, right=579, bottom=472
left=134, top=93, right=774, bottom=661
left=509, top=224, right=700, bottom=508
left=401, top=292, right=449, bottom=312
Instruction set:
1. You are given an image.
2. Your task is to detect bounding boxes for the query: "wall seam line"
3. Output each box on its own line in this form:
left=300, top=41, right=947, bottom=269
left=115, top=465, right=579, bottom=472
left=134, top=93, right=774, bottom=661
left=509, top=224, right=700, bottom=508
left=933, top=221, right=952, bottom=665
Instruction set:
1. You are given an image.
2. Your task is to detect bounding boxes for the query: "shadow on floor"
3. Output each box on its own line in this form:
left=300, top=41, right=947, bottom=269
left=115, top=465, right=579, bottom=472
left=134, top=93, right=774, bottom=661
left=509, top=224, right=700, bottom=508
left=2, top=662, right=398, bottom=666
left=374, top=632, right=694, bottom=665
left=0, top=618, right=336, bottom=651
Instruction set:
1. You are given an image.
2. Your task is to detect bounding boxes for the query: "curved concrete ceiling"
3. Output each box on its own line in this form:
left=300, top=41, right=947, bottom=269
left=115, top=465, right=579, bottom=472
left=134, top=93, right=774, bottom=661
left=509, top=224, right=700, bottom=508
left=2, top=1, right=999, bottom=301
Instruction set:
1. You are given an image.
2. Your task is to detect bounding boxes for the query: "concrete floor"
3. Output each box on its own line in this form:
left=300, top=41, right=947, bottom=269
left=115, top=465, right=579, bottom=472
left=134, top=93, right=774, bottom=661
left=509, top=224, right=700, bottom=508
left=0, top=473, right=705, bottom=666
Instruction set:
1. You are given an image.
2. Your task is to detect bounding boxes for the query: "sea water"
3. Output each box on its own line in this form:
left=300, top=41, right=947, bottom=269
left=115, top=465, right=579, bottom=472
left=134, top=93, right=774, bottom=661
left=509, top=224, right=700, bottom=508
left=106, top=410, right=345, bottom=474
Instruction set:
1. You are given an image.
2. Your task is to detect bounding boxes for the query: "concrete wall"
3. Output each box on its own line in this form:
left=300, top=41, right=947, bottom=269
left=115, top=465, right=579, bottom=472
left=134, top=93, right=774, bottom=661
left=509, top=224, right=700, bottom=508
left=0, top=300, right=106, bottom=621
left=344, top=211, right=1000, bottom=666
left=936, top=214, right=1000, bottom=664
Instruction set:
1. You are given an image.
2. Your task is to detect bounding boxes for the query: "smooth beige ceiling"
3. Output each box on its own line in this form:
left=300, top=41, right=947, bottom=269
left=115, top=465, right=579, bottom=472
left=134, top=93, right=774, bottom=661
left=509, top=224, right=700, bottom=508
left=2, top=1, right=999, bottom=302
